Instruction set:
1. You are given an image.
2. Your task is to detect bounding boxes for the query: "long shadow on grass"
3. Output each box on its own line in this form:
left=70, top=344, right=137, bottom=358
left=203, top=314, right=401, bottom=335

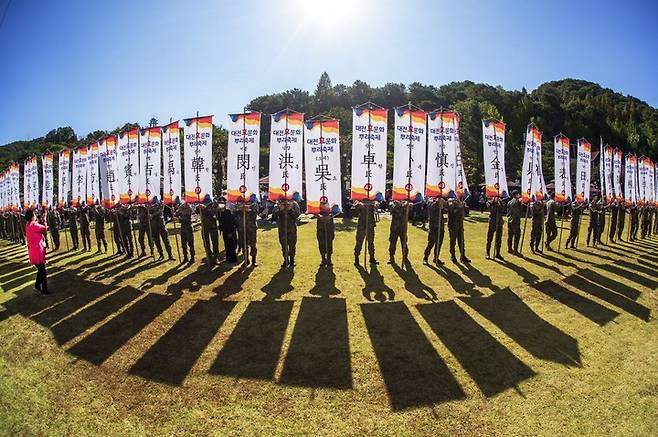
left=361, top=301, right=465, bottom=410
left=497, top=257, right=539, bottom=285
left=461, top=289, right=582, bottom=366
left=261, top=266, right=294, bottom=300
left=280, top=297, right=352, bottom=389
left=391, top=260, right=437, bottom=301
left=563, top=271, right=651, bottom=321
left=309, top=266, right=340, bottom=297
left=531, top=280, right=619, bottom=326
left=51, top=286, right=143, bottom=345
left=130, top=297, right=236, bottom=385
left=418, top=300, right=535, bottom=397
left=578, top=268, right=641, bottom=300
left=596, top=264, right=658, bottom=289
left=457, top=262, right=503, bottom=294
left=210, top=300, right=293, bottom=380
left=68, top=292, right=180, bottom=365
left=356, top=264, right=395, bottom=302
left=215, top=264, right=254, bottom=298
left=614, top=259, right=658, bottom=279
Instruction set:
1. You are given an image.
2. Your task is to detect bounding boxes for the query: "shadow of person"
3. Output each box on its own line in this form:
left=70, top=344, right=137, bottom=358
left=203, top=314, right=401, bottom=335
left=309, top=266, right=340, bottom=298
left=497, top=258, right=540, bottom=284
left=261, top=266, right=294, bottom=300
left=214, top=263, right=254, bottom=299
left=356, top=264, right=394, bottom=302
left=426, top=263, right=482, bottom=296
left=522, top=254, right=565, bottom=276
left=391, top=260, right=437, bottom=301
left=167, top=262, right=224, bottom=294
left=139, top=262, right=188, bottom=291
left=456, top=262, right=503, bottom=294
left=540, top=251, right=578, bottom=268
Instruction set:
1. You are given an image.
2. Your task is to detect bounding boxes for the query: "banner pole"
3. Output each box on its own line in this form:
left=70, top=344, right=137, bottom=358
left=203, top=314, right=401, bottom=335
left=170, top=206, right=181, bottom=261
left=557, top=202, right=566, bottom=252
left=520, top=126, right=536, bottom=255
left=109, top=213, right=115, bottom=254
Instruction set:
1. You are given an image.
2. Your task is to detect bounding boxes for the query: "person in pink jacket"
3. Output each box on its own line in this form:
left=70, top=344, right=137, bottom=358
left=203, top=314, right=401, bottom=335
left=25, top=208, right=49, bottom=295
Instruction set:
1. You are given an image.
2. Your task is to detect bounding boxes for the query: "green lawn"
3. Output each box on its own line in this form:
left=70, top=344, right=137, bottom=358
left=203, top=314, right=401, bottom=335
left=0, top=212, right=657, bottom=436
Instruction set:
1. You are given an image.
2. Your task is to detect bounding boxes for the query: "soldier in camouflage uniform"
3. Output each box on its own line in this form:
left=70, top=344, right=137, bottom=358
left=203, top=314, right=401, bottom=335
left=447, top=198, right=470, bottom=263
left=608, top=199, right=619, bottom=243
left=46, top=208, right=61, bottom=250
left=316, top=199, right=335, bottom=267
left=616, top=202, right=626, bottom=241
left=486, top=196, right=505, bottom=259
left=65, top=207, right=80, bottom=250
left=544, top=194, right=558, bottom=251
left=236, top=201, right=259, bottom=266
left=137, top=204, right=153, bottom=256
left=79, top=205, right=92, bottom=251
left=587, top=196, right=602, bottom=246
left=174, top=202, right=195, bottom=264
left=353, top=200, right=378, bottom=265
left=197, top=195, right=219, bottom=264
left=388, top=199, right=410, bottom=264
left=107, top=207, right=124, bottom=255
left=629, top=203, right=639, bottom=241
left=598, top=200, right=608, bottom=245
left=565, top=201, right=584, bottom=249
left=423, top=196, right=446, bottom=265
left=93, top=205, right=108, bottom=253
left=148, top=197, right=174, bottom=261
left=117, top=204, right=133, bottom=258
left=529, top=198, right=545, bottom=253
left=506, top=191, right=522, bottom=254
left=273, top=199, right=301, bottom=268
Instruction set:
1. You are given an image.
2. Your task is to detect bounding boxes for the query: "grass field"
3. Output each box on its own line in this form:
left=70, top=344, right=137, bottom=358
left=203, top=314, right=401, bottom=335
left=0, top=211, right=657, bottom=436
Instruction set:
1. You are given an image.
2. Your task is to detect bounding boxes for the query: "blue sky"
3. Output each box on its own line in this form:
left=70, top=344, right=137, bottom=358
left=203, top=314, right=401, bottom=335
left=0, top=0, right=656, bottom=145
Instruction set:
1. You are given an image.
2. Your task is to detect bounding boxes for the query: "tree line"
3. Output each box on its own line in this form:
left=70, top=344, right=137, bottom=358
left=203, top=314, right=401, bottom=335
left=2, top=74, right=657, bottom=192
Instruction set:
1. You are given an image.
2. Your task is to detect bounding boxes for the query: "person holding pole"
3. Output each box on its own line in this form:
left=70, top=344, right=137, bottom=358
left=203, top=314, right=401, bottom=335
left=353, top=199, right=378, bottom=266
left=198, top=194, right=219, bottom=264
left=448, top=197, right=469, bottom=263
left=79, top=205, right=92, bottom=252
left=565, top=201, right=584, bottom=249
left=273, top=199, right=301, bottom=268
left=544, top=193, right=558, bottom=251
left=46, top=207, right=60, bottom=250
left=388, top=199, right=410, bottom=264
left=117, top=204, right=134, bottom=258
left=506, top=190, right=522, bottom=255
left=608, top=199, right=619, bottom=243
left=236, top=199, right=258, bottom=267
left=587, top=195, right=602, bottom=246
left=218, top=200, right=238, bottom=263
left=485, top=195, right=505, bottom=260
left=423, top=196, right=446, bottom=265
left=93, top=205, right=108, bottom=253
left=317, top=199, right=336, bottom=267
left=616, top=202, right=626, bottom=241
left=174, top=201, right=195, bottom=264
left=529, top=197, right=545, bottom=253
left=148, top=197, right=175, bottom=261
left=136, top=204, right=153, bottom=257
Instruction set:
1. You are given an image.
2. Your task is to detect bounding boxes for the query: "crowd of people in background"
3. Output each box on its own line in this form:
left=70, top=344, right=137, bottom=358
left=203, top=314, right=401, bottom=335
left=1, top=187, right=657, bottom=297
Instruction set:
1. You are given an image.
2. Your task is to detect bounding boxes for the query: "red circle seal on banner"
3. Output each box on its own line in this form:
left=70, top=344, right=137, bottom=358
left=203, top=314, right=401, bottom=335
left=364, top=183, right=372, bottom=192
left=145, top=189, right=151, bottom=196
left=239, top=185, right=247, bottom=194
left=127, top=189, right=132, bottom=196
left=438, top=181, right=445, bottom=189
left=405, top=183, right=413, bottom=192
left=319, top=196, right=328, bottom=203
left=282, top=183, right=289, bottom=192
left=194, top=187, right=202, bottom=194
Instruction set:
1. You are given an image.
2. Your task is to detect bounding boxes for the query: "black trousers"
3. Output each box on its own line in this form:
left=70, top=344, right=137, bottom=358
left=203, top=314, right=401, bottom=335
left=35, top=264, right=47, bottom=293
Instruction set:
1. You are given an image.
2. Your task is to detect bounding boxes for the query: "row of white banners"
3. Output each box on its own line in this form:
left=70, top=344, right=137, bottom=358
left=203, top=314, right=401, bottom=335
left=1, top=110, right=657, bottom=213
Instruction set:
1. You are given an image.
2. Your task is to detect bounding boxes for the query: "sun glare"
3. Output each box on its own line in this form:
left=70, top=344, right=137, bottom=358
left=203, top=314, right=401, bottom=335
left=294, top=0, right=365, bottom=35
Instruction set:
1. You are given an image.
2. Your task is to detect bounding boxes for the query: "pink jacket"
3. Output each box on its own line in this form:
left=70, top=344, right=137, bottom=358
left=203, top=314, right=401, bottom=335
left=26, top=221, right=48, bottom=265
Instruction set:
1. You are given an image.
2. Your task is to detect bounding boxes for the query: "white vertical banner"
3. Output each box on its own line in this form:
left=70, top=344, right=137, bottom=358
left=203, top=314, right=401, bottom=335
left=392, top=107, right=426, bottom=201
left=304, top=119, right=342, bottom=214
left=138, top=126, right=163, bottom=204
left=599, top=139, right=606, bottom=202
left=554, top=134, right=572, bottom=203
left=613, top=148, right=622, bottom=203
left=117, top=129, right=139, bottom=204
left=72, top=147, right=87, bottom=207
left=42, top=152, right=54, bottom=208
left=603, top=145, right=613, bottom=203
left=426, top=110, right=457, bottom=198
left=58, top=149, right=71, bottom=207
left=183, top=115, right=214, bottom=203
left=536, top=135, right=547, bottom=200
left=226, top=112, right=260, bottom=203
left=24, top=156, right=39, bottom=209
left=162, top=121, right=182, bottom=205
left=638, top=156, right=649, bottom=206
left=86, top=142, right=100, bottom=206
left=350, top=106, right=387, bottom=201
left=99, top=136, right=120, bottom=208
left=11, top=163, right=20, bottom=211
left=624, top=154, right=636, bottom=206
left=22, top=158, right=29, bottom=209
left=575, top=139, right=591, bottom=204
left=0, top=171, right=4, bottom=211
left=482, top=119, right=508, bottom=198
left=269, top=110, right=304, bottom=201
left=455, top=128, right=469, bottom=199
left=521, top=124, right=544, bottom=203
